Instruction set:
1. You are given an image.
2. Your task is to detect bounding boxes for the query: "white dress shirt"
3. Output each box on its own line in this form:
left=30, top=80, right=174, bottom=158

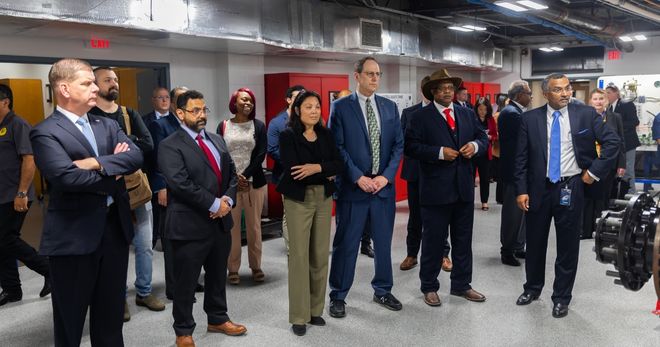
left=58, top=105, right=92, bottom=134
left=356, top=91, right=381, bottom=131
left=545, top=105, right=598, bottom=180
left=511, top=100, right=527, bottom=113
left=433, top=101, right=479, bottom=160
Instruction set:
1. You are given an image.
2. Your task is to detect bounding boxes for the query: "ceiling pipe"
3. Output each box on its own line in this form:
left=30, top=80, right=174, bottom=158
left=597, top=0, right=660, bottom=24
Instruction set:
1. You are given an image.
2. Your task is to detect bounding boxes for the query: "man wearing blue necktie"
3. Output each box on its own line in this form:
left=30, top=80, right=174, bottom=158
left=513, top=73, right=620, bottom=318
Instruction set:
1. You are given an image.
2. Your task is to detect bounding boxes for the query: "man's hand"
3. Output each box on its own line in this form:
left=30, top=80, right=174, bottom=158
left=617, top=168, right=626, bottom=177
left=291, top=164, right=321, bottom=180
left=73, top=157, right=101, bottom=170
left=14, top=196, right=28, bottom=212
left=581, top=170, right=595, bottom=185
left=459, top=142, right=476, bottom=159
left=516, top=194, right=529, bottom=212
left=210, top=198, right=232, bottom=219
left=372, top=176, right=389, bottom=194
left=443, top=147, right=460, bottom=161
left=157, top=189, right=168, bottom=207
left=357, top=176, right=377, bottom=193
left=237, top=174, right=249, bottom=191
left=114, top=142, right=130, bottom=154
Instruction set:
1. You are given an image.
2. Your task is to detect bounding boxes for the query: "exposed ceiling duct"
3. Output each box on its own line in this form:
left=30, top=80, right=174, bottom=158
left=597, top=0, right=660, bottom=24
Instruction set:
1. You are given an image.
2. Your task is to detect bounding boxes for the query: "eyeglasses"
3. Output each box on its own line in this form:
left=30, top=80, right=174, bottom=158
left=362, top=71, right=382, bottom=78
left=153, top=96, right=170, bottom=100
left=434, top=85, right=455, bottom=92
left=549, top=86, right=573, bottom=94
left=181, top=107, right=210, bottom=116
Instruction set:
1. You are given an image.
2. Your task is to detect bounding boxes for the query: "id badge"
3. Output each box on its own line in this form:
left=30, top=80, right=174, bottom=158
left=560, top=188, right=572, bottom=207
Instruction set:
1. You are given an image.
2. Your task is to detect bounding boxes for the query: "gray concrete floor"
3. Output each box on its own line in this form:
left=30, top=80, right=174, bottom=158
left=2, top=184, right=660, bottom=346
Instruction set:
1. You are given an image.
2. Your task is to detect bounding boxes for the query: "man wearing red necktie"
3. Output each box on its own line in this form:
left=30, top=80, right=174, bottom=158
left=158, top=90, right=246, bottom=347
left=404, top=69, right=489, bottom=307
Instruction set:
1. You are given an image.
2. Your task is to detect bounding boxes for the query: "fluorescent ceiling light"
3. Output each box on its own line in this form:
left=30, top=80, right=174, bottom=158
left=619, top=36, right=633, bottom=42
left=463, top=25, right=487, bottom=31
left=517, top=1, right=549, bottom=10
left=634, top=34, right=647, bottom=41
left=550, top=47, right=564, bottom=51
left=539, top=47, right=554, bottom=52
left=448, top=26, right=473, bottom=32
left=495, top=1, right=529, bottom=12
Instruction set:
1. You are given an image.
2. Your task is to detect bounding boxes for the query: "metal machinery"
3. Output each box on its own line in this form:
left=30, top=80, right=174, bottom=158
left=594, top=192, right=660, bottom=315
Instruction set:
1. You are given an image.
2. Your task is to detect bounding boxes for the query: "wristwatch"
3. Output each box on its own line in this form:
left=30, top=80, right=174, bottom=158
left=16, top=191, right=27, bottom=198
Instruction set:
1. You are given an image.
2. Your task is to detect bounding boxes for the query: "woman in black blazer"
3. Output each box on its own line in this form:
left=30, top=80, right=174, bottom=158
left=581, top=88, right=626, bottom=239
left=277, top=90, right=343, bottom=336
left=218, top=87, right=268, bottom=284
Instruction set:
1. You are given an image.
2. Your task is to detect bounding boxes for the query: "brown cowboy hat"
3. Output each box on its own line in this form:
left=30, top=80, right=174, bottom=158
left=422, top=69, right=463, bottom=101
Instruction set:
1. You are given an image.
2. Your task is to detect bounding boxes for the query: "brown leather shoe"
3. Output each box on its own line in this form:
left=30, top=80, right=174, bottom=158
left=207, top=321, right=247, bottom=336
left=450, top=288, right=486, bottom=302
left=441, top=257, right=453, bottom=272
left=228, top=272, right=240, bottom=285
left=423, top=292, right=442, bottom=307
left=176, top=335, right=195, bottom=347
left=399, top=257, right=418, bottom=271
left=252, top=269, right=265, bottom=282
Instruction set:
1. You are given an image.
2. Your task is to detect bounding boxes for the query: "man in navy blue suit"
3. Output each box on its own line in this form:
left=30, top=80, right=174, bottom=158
left=514, top=73, right=619, bottom=318
left=405, top=69, right=488, bottom=307
left=30, top=58, right=142, bottom=346
left=327, top=57, right=404, bottom=317
left=399, top=75, right=452, bottom=273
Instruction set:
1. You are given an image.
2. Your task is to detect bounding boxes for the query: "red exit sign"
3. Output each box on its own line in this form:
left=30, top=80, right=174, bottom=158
left=607, top=50, right=621, bottom=60
left=85, top=36, right=110, bottom=49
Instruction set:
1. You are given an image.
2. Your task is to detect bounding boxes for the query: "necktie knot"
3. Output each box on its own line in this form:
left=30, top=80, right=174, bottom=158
left=552, top=110, right=561, bottom=120
left=443, top=108, right=456, bottom=131
left=76, top=118, right=87, bottom=126
left=196, top=134, right=203, bottom=141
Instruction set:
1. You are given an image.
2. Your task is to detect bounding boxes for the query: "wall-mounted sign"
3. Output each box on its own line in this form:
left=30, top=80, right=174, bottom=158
left=607, top=50, right=621, bottom=61
left=84, top=36, right=110, bottom=49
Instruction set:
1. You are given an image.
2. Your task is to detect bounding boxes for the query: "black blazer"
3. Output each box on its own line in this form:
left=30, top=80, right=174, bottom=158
left=613, top=99, right=640, bottom=150
left=276, top=127, right=344, bottom=202
left=158, top=128, right=238, bottom=240
left=405, top=103, right=488, bottom=205
left=400, top=102, right=424, bottom=182
left=217, top=119, right=267, bottom=189
left=513, top=104, right=620, bottom=211
left=30, top=111, right=143, bottom=256
left=603, top=110, right=626, bottom=169
left=497, top=102, right=524, bottom=183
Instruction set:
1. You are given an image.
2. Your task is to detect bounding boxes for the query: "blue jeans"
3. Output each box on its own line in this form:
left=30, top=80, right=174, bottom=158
left=128, top=202, right=154, bottom=297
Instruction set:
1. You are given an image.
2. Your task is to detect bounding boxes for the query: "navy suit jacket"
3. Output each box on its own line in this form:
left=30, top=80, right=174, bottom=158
left=613, top=99, right=640, bottom=150
left=158, top=128, right=238, bottom=240
left=400, top=102, right=425, bottom=182
left=328, top=92, right=403, bottom=201
left=147, top=114, right=181, bottom=192
left=30, top=110, right=143, bottom=256
left=513, top=104, right=620, bottom=212
left=497, top=102, right=524, bottom=183
left=405, top=103, right=488, bottom=205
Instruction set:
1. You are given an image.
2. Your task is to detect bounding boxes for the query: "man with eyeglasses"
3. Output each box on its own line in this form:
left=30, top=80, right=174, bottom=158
left=498, top=80, right=532, bottom=267
left=513, top=73, right=619, bottom=318
left=327, top=56, right=404, bottom=317
left=158, top=90, right=246, bottom=347
left=89, top=67, right=164, bottom=321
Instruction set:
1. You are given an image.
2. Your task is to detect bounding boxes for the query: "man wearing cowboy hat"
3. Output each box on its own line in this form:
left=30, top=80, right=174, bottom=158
left=405, top=69, right=488, bottom=307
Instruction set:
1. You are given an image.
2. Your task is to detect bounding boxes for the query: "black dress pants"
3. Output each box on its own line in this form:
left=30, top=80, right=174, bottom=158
left=473, top=156, right=491, bottom=204
left=524, top=176, right=584, bottom=305
left=171, top=230, right=231, bottom=336
left=49, top=205, right=129, bottom=347
left=0, top=202, right=49, bottom=292
left=500, top=183, right=526, bottom=255
left=406, top=180, right=450, bottom=258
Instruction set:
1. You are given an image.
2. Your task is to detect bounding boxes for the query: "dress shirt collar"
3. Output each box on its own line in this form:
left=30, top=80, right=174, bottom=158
left=433, top=101, right=455, bottom=115
left=546, top=104, right=568, bottom=120
left=57, top=105, right=89, bottom=124
left=422, top=100, right=430, bottom=107
left=181, top=123, right=207, bottom=140
left=511, top=100, right=527, bottom=113
left=357, top=90, right=376, bottom=103
left=155, top=110, right=169, bottom=119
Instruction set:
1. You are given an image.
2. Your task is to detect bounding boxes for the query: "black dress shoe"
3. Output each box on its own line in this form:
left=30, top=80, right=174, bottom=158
left=308, top=316, right=326, bottom=326
left=361, top=245, right=375, bottom=258
left=39, top=277, right=51, bottom=298
left=0, top=291, right=22, bottom=306
left=195, top=283, right=205, bottom=292
left=516, top=292, right=540, bottom=306
left=329, top=300, right=346, bottom=318
left=373, top=293, right=402, bottom=311
left=292, top=324, right=306, bottom=336
left=501, top=254, right=521, bottom=266
left=552, top=302, right=569, bottom=318
left=514, top=250, right=526, bottom=259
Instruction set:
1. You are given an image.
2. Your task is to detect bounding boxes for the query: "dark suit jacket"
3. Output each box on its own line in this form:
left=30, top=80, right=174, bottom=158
left=276, top=127, right=344, bottom=202
left=400, top=102, right=425, bottom=182
left=405, top=103, right=488, bottom=205
left=614, top=99, right=640, bottom=150
left=497, top=102, right=524, bottom=183
left=142, top=110, right=173, bottom=176
left=30, top=110, right=143, bottom=256
left=328, top=92, right=403, bottom=201
left=217, top=119, right=267, bottom=189
left=513, top=104, right=620, bottom=212
left=454, top=101, right=473, bottom=110
left=147, top=114, right=181, bottom=192
left=158, top=128, right=238, bottom=240
left=603, top=110, right=626, bottom=169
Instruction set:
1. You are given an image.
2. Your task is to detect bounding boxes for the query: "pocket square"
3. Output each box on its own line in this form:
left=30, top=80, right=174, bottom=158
left=577, top=129, right=589, bottom=135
